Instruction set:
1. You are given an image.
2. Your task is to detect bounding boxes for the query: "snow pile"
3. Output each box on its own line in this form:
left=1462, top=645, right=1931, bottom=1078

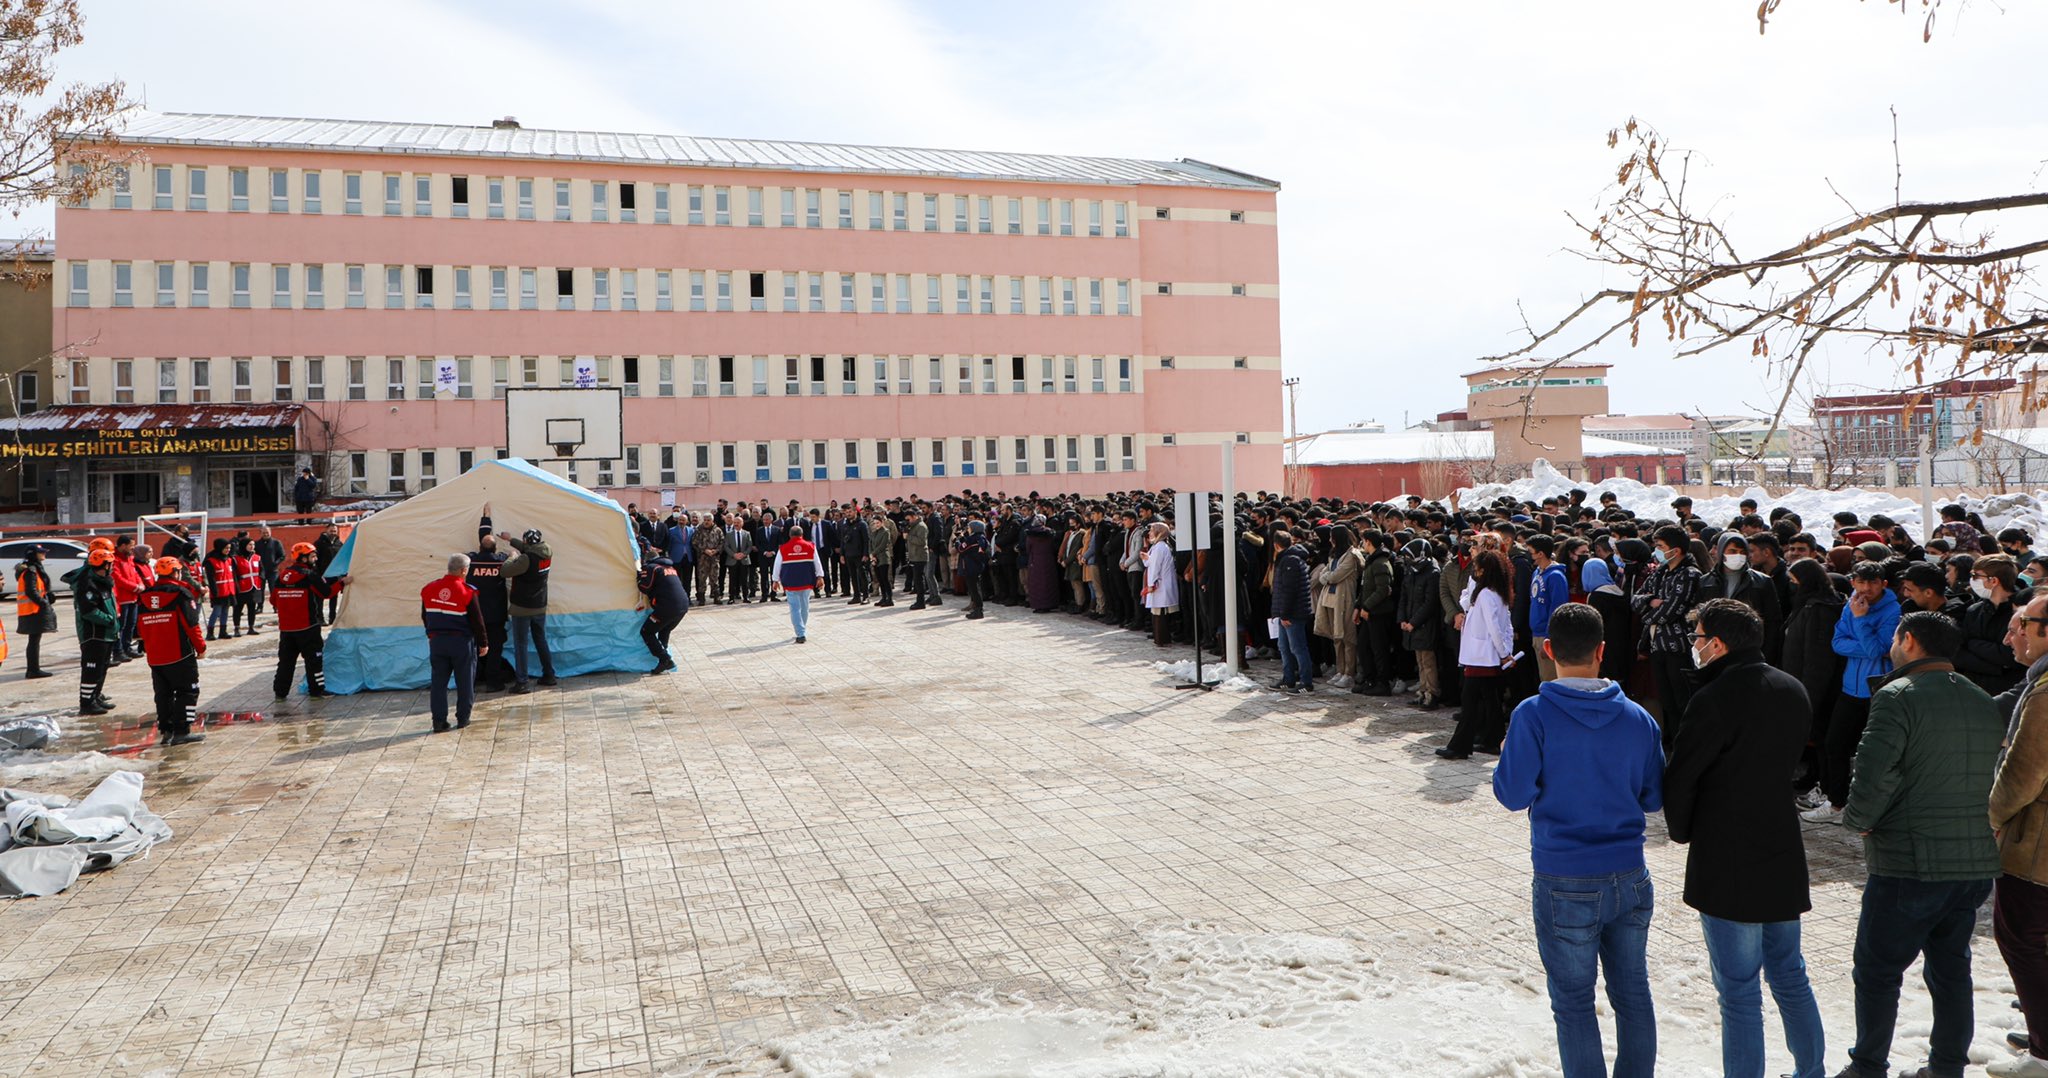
left=1155, top=661, right=1262, bottom=693
left=1462, top=460, right=2048, bottom=545
left=0, top=751, right=152, bottom=789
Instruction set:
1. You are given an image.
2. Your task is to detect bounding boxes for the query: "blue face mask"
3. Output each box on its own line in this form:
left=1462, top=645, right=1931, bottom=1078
left=1613, top=554, right=1626, bottom=570
left=1654, top=548, right=1673, bottom=565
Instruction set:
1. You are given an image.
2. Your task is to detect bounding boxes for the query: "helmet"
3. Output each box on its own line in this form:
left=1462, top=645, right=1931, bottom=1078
left=153, top=556, right=183, bottom=576
left=87, top=547, right=113, bottom=567
left=522, top=529, right=542, bottom=544
left=87, top=536, right=114, bottom=552
left=290, top=542, right=317, bottom=560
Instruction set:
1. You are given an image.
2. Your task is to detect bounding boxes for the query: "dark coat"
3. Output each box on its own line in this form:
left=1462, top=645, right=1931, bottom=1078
left=1396, top=556, right=1441, bottom=651
left=1954, top=595, right=2025, bottom=696
left=1588, top=585, right=1636, bottom=684
left=1356, top=549, right=1396, bottom=616
left=993, top=517, right=1023, bottom=565
left=14, top=560, right=57, bottom=634
left=839, top=518, right=869, bottom=560
left=1269, top=545, right=1312, bottom=622
left=1699, top=566, right=1785, bottom=665
left=1781, top=589, right=1845, bottom=722
left=1663, top=650, right=1813, bottom=922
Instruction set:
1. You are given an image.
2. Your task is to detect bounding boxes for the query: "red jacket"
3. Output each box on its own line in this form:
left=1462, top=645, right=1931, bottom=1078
left=235, top=553, right=264, bottom=593
left=272, top=564, right=340, bottom=633
left=111, top=554, right=144, bottom=605
left=137, top=580, right=206, bottom=666
left=421, top=575, right=486, bottom=643
left=205, top=553, right=239, bottom=600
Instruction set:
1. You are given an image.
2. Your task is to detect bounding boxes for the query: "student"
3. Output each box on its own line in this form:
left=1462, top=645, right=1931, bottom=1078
left=1493, top=602, right=1665, bottom=1078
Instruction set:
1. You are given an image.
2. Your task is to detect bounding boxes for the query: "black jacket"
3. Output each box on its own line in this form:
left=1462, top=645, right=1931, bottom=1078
left=1396, top=556, right=1441, bottom=652
left=1698, top=566, right=1786, bottom=665
left=1587, top=583, right=1636, bottom=683
left=1269, top=545, right=1312, bottom=622
left=839, top=518, right=870, bottom=560
left=637, top=556, right=690, bottom=618
left=1780, top=589, right=1845, bottom=719
left=1954, top=595, right=2025, bottom=695
left=993, top=517, right=1023, bottom=564
left=1663, top=650, right=1813, bottom=923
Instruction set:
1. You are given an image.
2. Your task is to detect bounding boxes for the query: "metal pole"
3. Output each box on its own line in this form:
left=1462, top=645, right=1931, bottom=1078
left=1919, top=430, right=1935, bottom=544
left=1222, top=442, right=1239, bottom=677
left=1284, top=376, right=1301, bottom=498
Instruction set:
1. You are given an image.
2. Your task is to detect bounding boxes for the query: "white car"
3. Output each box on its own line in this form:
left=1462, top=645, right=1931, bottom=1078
left=0, top=538, right=92, bottom=599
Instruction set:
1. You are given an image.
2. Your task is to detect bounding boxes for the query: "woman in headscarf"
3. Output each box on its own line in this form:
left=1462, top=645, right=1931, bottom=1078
left=1782, top=556, right=1846, bottom=801
left=1024, top=514, right=1061, bottom=613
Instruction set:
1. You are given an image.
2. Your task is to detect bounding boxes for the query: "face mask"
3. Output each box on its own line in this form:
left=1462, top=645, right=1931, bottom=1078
left=1723, top=554, right=1747, bottom=571
left=1690, top=641, right=1713, bottom=669
left=1653, top=548, right=1673, bottom=565
left=1612, top=554, right=1626, bottom=570
left=1971, top=579, right=1994, bottom=600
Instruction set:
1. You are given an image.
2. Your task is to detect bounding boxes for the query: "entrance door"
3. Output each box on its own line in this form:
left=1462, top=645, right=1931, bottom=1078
left=84, top=473, right=114, bottom=524
left=113, top=473, right=162, bottom=522
left=232, top=470, right=281, bottom=516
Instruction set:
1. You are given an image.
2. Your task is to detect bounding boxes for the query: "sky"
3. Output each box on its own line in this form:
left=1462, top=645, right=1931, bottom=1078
left=30, top=0, right=2048, bottom=436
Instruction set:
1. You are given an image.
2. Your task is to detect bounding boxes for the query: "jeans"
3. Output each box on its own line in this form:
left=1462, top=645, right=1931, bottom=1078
left=1700, top=914, right=1825, bottom=1078
left=508, top=613, right=554, bottom=682
left=118, top=602, right=138, bottom=653
left=787, top=589, right=811, bottom=638
left=1532, top=868, right=1657, bottom=1078
left=1846, top=875, right=1993, bottom=1077
left=1276, top=619, right=1313, bottom=687
left=427, top=634, right=476, bottom=728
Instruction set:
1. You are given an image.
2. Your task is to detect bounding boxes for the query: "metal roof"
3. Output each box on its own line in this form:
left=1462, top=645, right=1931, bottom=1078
left=0, top=403, right=302, bottom=433
left=1295, top=429, right=1677, bottom=467
left=106, top=110, right=1280, bottom=191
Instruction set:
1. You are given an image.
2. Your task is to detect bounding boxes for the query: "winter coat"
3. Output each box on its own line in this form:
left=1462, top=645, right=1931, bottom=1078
left=1954, top=596, right=2026, bottom=696
left=902, top=520, right=930, bottom=565
left=1458, top=581, right=1515, bottom=668
left=1633, top=557, right=1702, bottom=654
left=1528, top=562, right=1570, bottom=638
left=1698, top=566, right=1785, bottom=666
left=1438, top=557, right=1470, bottom=630
left=1269, top=545, right=1312, bottom=622
left=1312, top=547, right=1362, bottom=640
left=14, top=561, right=58, bottom=634
left=1781, top=590, right=1846, bottom=719
left=1492, top=679, right=1665, bottom=877
left=1663, top=650, right=1812, bottom=922
left=1992, top=666, right=2048, bottom=885
left=62, top=564, right=118, bottom=643
left=1587, top=583, right=1637, bottom=684
left=1397, top=556, right=1442, bottom=652
left=1832, top=590, right=1902, bottom=699
left=1845, top=657, right=2004, bottom=881
left=1356, top=548, right=1395, bottom=617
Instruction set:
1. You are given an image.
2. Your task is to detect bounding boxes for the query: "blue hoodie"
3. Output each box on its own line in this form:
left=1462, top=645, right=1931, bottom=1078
left=1493, top=678, right=1666, bottom=876
left=1832, top=588, right=1901, bottom=699
left=1529, top=561, right=1571, bottom=637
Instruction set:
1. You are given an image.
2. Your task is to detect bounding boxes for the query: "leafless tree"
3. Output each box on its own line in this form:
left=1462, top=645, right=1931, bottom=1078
left=0, top=1, right=130, bottom=258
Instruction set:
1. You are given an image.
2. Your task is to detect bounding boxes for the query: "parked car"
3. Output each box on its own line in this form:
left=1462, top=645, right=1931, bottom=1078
left=0, top=538, right=92, bottom=599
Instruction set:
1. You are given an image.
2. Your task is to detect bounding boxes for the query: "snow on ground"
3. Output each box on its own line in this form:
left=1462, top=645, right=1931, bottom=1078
left=767, top=921, right=2023, bottom=1078
left=0, top=751, right=152, bottom=789
left=1155, top=660, right=1262, bottom=693
left=1461, top=461, right=2048, bottom=546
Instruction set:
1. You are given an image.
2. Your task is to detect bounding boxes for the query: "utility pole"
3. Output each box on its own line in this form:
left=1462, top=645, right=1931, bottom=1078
left=1284, top=376, right=1301, bottom=498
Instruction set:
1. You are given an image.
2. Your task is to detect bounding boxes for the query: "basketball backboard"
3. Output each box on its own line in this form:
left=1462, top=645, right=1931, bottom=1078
left=506, top=387, right=624, bottom=461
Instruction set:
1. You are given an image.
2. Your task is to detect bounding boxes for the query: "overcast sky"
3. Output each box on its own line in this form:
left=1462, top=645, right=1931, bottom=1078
left=34, top=0, right=2048, bottom=435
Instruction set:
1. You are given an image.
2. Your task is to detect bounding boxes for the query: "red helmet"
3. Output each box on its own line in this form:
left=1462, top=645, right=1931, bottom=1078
left=290, top=542, right=317, bottom=560
left=153, top=556, right=183, bottom=576
left=87, top=547, right=113, bottom=567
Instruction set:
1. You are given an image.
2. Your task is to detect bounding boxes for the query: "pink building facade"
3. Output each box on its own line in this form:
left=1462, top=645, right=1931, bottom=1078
left=37, top=111, right=1283, bottom=521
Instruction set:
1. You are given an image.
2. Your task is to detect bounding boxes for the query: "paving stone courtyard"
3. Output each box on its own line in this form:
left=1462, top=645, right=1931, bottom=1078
left=0, top=596, right=2020, bottom=1075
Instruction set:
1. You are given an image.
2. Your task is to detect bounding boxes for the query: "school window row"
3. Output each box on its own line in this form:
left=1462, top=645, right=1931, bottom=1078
left=70, top=162, right=1196, bottom=236
left=338, top=435, right=1145, bottom=497
left=63, top=261, right=1159, bottom=317
left=58, top=353, right=1145, bottom=405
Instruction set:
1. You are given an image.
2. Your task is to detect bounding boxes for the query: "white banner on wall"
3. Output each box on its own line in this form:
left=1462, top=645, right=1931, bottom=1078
left=572, top=356, right=597, bottom=388
left=433, top=357, right=459, bottom=397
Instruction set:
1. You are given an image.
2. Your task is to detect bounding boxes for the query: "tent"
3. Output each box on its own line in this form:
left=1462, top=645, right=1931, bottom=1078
left=321, top=458, right=646, bottom=694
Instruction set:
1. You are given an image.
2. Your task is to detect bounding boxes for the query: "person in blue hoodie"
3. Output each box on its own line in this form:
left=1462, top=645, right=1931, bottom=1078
left=1527, top=534, right=1572, bottom=683
left=1804, top=561, right=1902, bottom=824
left=1494, top=602, right=1666, bottom=1078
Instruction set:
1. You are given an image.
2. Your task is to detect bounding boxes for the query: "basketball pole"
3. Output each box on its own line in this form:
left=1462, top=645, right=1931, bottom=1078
left=1222, top=442, right=1239, bottom=677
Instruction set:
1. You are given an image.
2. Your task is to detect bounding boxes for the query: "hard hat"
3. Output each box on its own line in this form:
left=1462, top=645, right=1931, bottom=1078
left=154, top=556, right=183, bottom=576
left=87, top=536, right=114, bottom=551
left=87, top=547, right=113, bottom=567
left=290, top=542, right=317, bottom=559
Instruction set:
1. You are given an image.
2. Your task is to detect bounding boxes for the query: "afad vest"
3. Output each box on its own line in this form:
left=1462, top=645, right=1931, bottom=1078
left=776, top=539, right=819, bottom=591
left=509, top=552, right=550, bottom=609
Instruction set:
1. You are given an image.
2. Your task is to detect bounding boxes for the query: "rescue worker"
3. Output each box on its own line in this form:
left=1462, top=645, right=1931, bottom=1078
left=62, top=545, right=120, bottom=715
left=233, top=537, right=265, bottom=635
left=637, top=548, right=689, bottom=674
left=111, top=535, right=144, bottom=661
left=773, top=522, right=823, bottom=643
left=468, top=510, right=512, bottom=690
left=136, top=557, right=207, bottom=745
left=499, top=527, right=556, bottom=692
left=202, top=538, right=239, bottom=639
left=13, top=545, right=57, bottom=679
left=271, top=542, right=347, bottom=700
left=421, top=553, right=488, bottom=732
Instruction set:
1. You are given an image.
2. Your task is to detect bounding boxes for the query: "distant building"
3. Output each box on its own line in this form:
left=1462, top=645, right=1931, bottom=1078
left=1812, top=378, right=2013, bottom=465
left=1295, top=428, right=1684, bottom=502
left=1933, top=427, right=2048, bottom=489
left=1584, top=414, right=1696, bottom=455
left=1461, top=360, right=1611, bottom=479
left=0, top=240, right=54, bottom=513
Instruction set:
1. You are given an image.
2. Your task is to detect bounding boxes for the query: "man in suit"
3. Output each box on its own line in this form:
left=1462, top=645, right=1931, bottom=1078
left=927, top=503, right=953, bottom=603
left=993, top=508, right=1023, bottom=606
left=814, top=508, right=840, bottom=597
left=841, top=506, right=871, bottom=604
left=753, top=513, right=784, bottom=603
left=724, top=516, right=754, bottom=603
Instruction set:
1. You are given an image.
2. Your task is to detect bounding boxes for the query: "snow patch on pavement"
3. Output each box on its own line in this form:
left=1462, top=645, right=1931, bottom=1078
left=0, top=751, right=152, bottom=789
left=1155, top=661, right=1262, bottom=693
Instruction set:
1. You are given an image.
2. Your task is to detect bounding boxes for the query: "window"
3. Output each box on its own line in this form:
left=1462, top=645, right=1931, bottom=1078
left=594, top=269, right=611, bottom=311
left=1088, top=200, right=1102, bottom=237
left=1233, top=356, right=1249, bottom=369
left=715, top=271, right=732, bottom=312
left=385, top=266, right=403, bottom=309
left=656, top=270, right=673, bottom=311
left=383, top=358, right=404, bottom=400
left=719, top=443, right=737, bottom=483
left=492, top=357, right=509, bottom=399
left=388, top=451, right=407, bottom=495
left=13, top=369, right=37, bottom=413
left=1011, top=355, right=1026, bottom=393
left=304, top=170, right=322, bottom=213
left=843, top=440, right=860, bottom=479
left=187, top=166, right=207, bottom=210
left=1091, top=357, right=1105, bottom=393
left=1160, top=432, right=1177, bottom=445
left=273, top=264, right=292, bottom=308
left=191, top=264, right=210, bottom=307
left=1010, top=278, right=1023, bottom=314
left=378, top=173, right=399, bottom=215
left=870, top=273, right=886, bottom=314
left=618, top=182, right=635, bottom=222
left=153, top=165, right=171, bottom=209
left=1039, top=279, right=1052, bottom=315
left=67, top=262, right=87, bottom=306
left=747, top=186, right=762, bottom=227
left=625, top=446, right=641, bottom=486
left=1060, top=200, right=1074, bottom=236
left=1231, top=283, right=1246, bottom=296
left=1014, top=437, right=1029, bottom=474
left=273, top=358, right=293, bottom=402
left=658, top=445, right=676, bottom=485
left=1118, top=356, right=1132, bottom=392
left=232, top=357, right=253, bottom=403
left=345, top=172, right=362, bottom=214
left=306, top=265, right=325, bottom=309
left=655, top=185, right=670, bottom=223
left=1159, top=355, right=1176, bottom=369
left=1157, top=282, right=1173, bottom=295
left=112, top=358, right=133, bottom=404
left=894, top=275, right=909, bottom=314
left=1117, top=279, right=1130, bottom=316
left=805, top=188, right=821, bottom=228
left=193, top=359, right=214, bottom=403
left=717, top=355, right=735, bottom=396
left=980, top=276, right=993, bottom=314
left=620, top=270, right=637, bottom=311
left=812, top=440, right=828, bottom=480
left=985, top=437, right=999, bottom=474
left=892, top=192, right=908, bottom=230
left=923, top=194, right=938, bottom=230
left=517, top=178, right=535, bottom=220
left=842, top=355, right=857, bottom=395
left=231, top=167, right=250, bottom=211
left=453, top=267, right=471, bottom=310
left=872, top=355, right=890, bottom=395
left=347, top=265, right=365, bottom=309
left=556, top=268, right=575, bottom=310
left=1115, top=202, right=1128, bottom=237
left=1062, top=279, right=1076, bottom=315
left=231, top=263, right=251, bottom=308
left=1230, top=210, right=1245, bottom=223
left=780, top=188, right=795, bottom=227
left=413, top=175, right=431, bottom=216
left=459, top=449, right=475, bottom=475
left=112, top=165, right=130, bottom=209
left=781, top=272, right=798, bottom=313
left=868, top=191, right=883, bottom=230
left=416, top=358, right=435, bottom=400
left=900, top=438, right=916, bottom=477
left=689, top=270, right=705, bottom=311
left=489, top=267, right=507, bottom=310
left=1235, top=431, right=1251, bottom=444
left=691, top=356, right=708, bottom=397
left=806, top=272, right=822, bottom=313
left=837, top=190, right=853, bottom=228
left=414, top=266, right=434, bottom=309
left=1042, top=357, right=1056, bottom=393
left=1155, top=206, right=1170, bottom=220
left=554, top=179, right=571, bottom=221
left=1051, top=437, right=1065, bottom=473
left=748, top=271, right=765, bottom=312
left=982, top=355, right=996, bottom=394
left=156, top=262, right=175, bottom=307
left=1089, top=279, right=1103, bottom=316
left=810, top=355, right=826, bottom=395
left=1093, top=436, right=1107, bottom=472
left=927, top=276, right=941, bottom=314
left=687, top=185, right=704, bottom=225
left=112, top=261, right=133, bottom=307
left=347, top=357, right=366, bottom=401
left=591, top=181, right=608, bottom=222
left=954, top=275, right=970, bottom=315
left=961, top=438, right=975, bottom=476
left=952, top=194, right=969, bottom=232
left=751, top=356, right=768, bottom=396
left=1121, top=435, right=1135, bottom=470
left=486, top=177, right=503, bottom=219
left=875, top=438, right=891, bottom=478
left=1035, top=199, right=1047, bottom=236
left=714, top=186, right=730, bottom=226
left=928, top=356, right=943, bottom=394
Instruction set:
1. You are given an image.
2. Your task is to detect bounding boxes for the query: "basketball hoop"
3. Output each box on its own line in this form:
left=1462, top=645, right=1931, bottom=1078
left=544, top=418, right=585, bottom=462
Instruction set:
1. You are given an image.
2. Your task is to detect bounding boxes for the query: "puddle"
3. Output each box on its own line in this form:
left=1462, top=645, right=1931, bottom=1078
left=97, top=712, right=271, bottom=756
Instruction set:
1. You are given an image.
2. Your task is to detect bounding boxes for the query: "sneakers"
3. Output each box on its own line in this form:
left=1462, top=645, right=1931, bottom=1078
left=1795, top=790, right=1825, bottom=811
left=1328, top=674, right=1352, bottom=689
left=512, top=682, right=532, bottom=694
left=795, top=636, right=807, bottom=644
left=1989, top=1054, right=2048, bottom=1077
left=1801, top=803, right=1844, bottom=824
left=537, top=675, right=558, bottom=687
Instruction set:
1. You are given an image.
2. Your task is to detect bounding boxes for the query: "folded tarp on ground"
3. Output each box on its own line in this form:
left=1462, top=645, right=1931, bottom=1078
left=0, top=771, right=171, bottom=897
